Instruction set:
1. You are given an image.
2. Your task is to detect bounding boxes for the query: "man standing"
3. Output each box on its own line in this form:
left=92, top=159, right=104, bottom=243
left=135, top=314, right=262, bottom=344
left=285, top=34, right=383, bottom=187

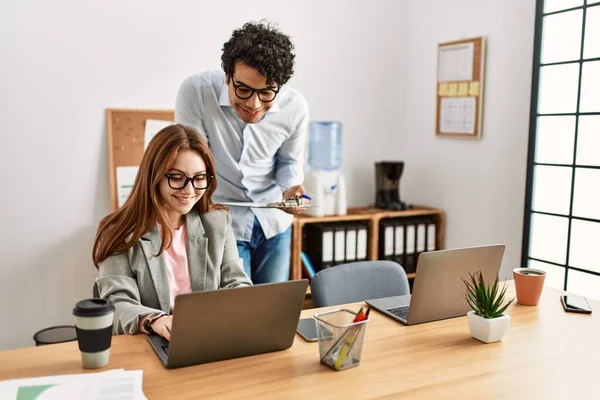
left=175, top=21, right=308, bottom=284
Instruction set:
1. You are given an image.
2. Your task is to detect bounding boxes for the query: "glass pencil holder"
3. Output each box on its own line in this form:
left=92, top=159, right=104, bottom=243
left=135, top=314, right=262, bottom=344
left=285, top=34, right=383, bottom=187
left=313, top=309, right=369, bottom=371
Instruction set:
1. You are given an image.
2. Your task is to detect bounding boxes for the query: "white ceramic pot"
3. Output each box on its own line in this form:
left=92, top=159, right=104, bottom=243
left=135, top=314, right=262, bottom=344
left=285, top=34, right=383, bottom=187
left=467, top=311, right=510, bottom=343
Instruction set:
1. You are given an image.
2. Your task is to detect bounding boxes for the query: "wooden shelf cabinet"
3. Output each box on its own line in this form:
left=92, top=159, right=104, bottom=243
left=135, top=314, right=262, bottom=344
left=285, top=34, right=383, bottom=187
left=290, top=206, right=446, bottom=281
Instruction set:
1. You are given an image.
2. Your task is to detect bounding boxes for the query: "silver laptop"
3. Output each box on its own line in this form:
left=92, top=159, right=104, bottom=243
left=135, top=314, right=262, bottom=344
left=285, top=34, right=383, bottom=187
left=148, top=279, right=308, bottom=369
left=366, top=245, right=505, bottom=325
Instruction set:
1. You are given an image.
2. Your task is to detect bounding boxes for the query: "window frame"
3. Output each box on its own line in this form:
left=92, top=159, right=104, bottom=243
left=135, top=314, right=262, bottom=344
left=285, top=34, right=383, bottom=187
left=522, top=0, right=600, bottom=290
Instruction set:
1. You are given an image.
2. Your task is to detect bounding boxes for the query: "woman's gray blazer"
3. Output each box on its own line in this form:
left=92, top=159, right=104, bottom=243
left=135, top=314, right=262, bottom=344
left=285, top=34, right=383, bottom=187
left=96, top=209, right=252, bottom=334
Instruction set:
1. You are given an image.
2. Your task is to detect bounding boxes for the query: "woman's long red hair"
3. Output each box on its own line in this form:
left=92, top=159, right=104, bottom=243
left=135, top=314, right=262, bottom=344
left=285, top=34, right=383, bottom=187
left=93, top=124, right=224, bottom=267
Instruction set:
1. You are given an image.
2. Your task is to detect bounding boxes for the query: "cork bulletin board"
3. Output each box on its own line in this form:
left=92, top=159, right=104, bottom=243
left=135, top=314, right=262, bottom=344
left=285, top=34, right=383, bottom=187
left=435, top=37, right=486, bottom=139
left=106, top=108, right=174, bottom=211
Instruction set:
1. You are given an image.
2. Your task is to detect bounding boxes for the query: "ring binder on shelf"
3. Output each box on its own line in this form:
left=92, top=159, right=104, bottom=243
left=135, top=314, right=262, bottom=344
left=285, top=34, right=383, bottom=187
left=356, top=223, right=368, bottom=262
left=334, top=224, right=346, bottom=265
left=394, top=220, right=406, bottom=269
left=404, top=221, right=417, bottom=274
left=345, top=223, right=357, bottom=262
left=295, top=207, right=444, bottom=282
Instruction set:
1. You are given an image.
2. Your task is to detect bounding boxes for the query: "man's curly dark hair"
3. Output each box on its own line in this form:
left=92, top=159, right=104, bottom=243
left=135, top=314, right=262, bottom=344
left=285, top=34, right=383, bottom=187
left=221, top=21, right=295, bottom=86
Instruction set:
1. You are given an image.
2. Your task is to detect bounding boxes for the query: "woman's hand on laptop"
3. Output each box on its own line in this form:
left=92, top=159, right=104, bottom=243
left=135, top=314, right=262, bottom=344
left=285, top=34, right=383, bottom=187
left=151, top=315, right=173, bottom=341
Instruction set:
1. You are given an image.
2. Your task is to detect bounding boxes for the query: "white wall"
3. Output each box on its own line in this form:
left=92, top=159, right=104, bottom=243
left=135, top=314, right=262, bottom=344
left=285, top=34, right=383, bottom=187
left=0, top=0, right=536, bottom=350
left=0, top=0, right=406, bottom=350
left=402, top=0, right=537, bottom=278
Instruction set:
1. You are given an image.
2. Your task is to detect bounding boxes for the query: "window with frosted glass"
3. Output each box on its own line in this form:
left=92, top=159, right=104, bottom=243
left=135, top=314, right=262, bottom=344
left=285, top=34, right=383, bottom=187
left=575, top=116, right=600, bottom=166
left=544, top=0, right=583, bottom=13
left=535, top=116, right=575, bottom=164
left=523, top=1, right=600, bottom=296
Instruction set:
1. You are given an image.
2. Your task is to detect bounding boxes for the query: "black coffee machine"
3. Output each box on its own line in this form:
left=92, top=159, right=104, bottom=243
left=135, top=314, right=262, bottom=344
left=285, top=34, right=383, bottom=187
left=375, top=161, right=407, bottom=210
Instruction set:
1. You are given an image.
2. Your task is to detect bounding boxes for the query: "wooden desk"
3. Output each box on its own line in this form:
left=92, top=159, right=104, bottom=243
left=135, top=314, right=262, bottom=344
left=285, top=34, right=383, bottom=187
left=1, top=287, right=599, bottom=399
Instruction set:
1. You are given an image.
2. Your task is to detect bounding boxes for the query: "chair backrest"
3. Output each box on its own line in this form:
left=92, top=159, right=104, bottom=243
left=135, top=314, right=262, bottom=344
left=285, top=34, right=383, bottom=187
left=310, top=261, right=410, bottom=308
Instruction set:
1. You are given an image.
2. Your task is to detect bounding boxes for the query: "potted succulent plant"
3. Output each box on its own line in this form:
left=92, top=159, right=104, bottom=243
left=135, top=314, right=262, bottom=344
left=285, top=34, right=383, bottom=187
left=463, top=271, right=514, bottom=343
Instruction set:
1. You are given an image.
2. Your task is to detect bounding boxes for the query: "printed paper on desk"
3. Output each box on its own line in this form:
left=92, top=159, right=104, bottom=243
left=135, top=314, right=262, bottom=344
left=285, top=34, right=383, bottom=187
left=144, top=119, right=174, bottom=150
left=0, top=369, right=147, bottom=400
left=117, top=166, right=139, bottom=208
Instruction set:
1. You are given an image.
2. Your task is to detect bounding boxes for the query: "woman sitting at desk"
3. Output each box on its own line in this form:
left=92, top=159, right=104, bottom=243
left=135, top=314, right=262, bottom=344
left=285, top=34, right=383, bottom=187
left=93, top=124, right=251, bottom=340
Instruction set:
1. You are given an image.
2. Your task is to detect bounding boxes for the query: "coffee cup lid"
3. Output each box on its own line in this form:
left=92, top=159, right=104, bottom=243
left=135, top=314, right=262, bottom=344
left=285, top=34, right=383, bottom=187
left=73, top=298, right=115, bottom=317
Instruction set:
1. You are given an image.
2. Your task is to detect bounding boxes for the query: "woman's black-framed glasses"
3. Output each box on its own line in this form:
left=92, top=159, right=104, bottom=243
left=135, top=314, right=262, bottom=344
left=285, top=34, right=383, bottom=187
left=231, top=76, right=279, bottom=103
left=164, top=173, right=212, bottom=190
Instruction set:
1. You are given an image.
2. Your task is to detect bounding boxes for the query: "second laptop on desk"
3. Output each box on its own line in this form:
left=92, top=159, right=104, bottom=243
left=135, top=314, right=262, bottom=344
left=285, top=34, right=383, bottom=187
left=367, top=244, right=505, bottom=325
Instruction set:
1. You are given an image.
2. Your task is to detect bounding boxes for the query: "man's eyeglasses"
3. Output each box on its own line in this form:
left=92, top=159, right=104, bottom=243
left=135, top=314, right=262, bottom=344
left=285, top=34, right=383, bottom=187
left=231, top=76, right=279, bottom=103
left=164, top=173, right=212, bottom=190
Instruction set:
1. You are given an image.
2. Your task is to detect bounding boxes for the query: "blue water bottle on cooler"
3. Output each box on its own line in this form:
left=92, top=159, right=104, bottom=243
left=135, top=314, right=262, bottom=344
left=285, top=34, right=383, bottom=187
left=308, top=121, right=342, bottom=171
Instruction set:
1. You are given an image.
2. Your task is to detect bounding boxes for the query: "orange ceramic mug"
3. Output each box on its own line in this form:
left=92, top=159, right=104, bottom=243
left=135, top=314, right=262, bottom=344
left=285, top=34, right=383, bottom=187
left=513, top=268, right=546, bottom=306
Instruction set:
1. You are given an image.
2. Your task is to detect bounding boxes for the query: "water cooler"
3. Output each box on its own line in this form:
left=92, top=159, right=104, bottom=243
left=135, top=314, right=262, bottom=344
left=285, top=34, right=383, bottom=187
left=304, top=121, right=347, bottom=217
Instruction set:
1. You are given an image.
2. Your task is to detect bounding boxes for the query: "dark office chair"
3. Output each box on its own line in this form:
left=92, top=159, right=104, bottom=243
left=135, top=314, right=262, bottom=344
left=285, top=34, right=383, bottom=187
left=32, top=281, right=101, bottom=346
left=33, top=325, right=77, bottom=346
left=310, top=260, right=410, bottom=308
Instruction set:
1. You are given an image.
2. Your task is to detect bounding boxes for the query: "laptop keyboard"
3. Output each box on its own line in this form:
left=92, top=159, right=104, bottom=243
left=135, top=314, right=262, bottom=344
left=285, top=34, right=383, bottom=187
left=161, top=344, right=170, bottom=355
left=387, top=306, right=410, bottom=320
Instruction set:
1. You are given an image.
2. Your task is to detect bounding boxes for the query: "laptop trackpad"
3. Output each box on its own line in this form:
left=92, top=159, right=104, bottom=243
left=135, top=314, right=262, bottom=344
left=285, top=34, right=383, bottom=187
left=369, top=295, right=411, bottom=310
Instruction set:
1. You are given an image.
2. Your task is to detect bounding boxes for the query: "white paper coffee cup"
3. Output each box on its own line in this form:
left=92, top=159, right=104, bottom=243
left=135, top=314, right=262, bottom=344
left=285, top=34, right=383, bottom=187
left=73, top=299, right=115, bottom=369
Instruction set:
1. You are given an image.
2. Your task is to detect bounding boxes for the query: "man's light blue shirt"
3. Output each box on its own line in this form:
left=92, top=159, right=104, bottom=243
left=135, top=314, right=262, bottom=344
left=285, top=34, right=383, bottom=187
left=175, top=70, right=308, bottom=241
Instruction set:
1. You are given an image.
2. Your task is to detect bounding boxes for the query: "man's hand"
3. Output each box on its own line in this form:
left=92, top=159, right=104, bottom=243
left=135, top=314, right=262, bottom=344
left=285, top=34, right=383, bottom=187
left=151, top=315, right=173, bottom=341
left=281, top=184, right=309, bottom=215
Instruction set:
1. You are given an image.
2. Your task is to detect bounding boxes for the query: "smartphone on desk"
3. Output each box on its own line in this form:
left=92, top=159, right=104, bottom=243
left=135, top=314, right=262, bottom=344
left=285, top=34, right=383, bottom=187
left=561, top=295, right=592, bottom=314
left=296, top=318, right=333, bottom=342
